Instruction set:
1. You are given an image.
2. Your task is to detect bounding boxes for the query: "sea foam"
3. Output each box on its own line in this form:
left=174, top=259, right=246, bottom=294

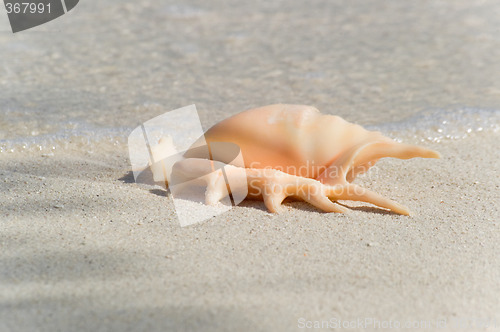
left=1, top=106, right=498, bottom=154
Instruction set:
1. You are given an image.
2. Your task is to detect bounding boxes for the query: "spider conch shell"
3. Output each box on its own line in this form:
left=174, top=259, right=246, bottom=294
left=158, top=104, right=440, bottom=215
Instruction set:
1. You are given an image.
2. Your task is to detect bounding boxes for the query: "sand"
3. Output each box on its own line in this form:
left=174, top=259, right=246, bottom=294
left=1, top=0, right=500, bottom=331
left=1, top=133, right=499, bottom=332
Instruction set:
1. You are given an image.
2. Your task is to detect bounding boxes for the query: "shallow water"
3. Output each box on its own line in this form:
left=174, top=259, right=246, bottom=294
left=1, top=0, right=499, bottom=154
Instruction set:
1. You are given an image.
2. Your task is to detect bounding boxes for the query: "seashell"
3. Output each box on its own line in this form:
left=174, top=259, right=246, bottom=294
left=153, top=104, right=440, bottom=215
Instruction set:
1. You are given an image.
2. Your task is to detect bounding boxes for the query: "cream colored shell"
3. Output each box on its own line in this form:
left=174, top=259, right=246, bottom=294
left=155, top=104, right=440, bottom=215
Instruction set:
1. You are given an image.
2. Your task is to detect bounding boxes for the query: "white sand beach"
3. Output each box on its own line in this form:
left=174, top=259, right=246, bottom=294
left=1, top=0, right=499, bottom=331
